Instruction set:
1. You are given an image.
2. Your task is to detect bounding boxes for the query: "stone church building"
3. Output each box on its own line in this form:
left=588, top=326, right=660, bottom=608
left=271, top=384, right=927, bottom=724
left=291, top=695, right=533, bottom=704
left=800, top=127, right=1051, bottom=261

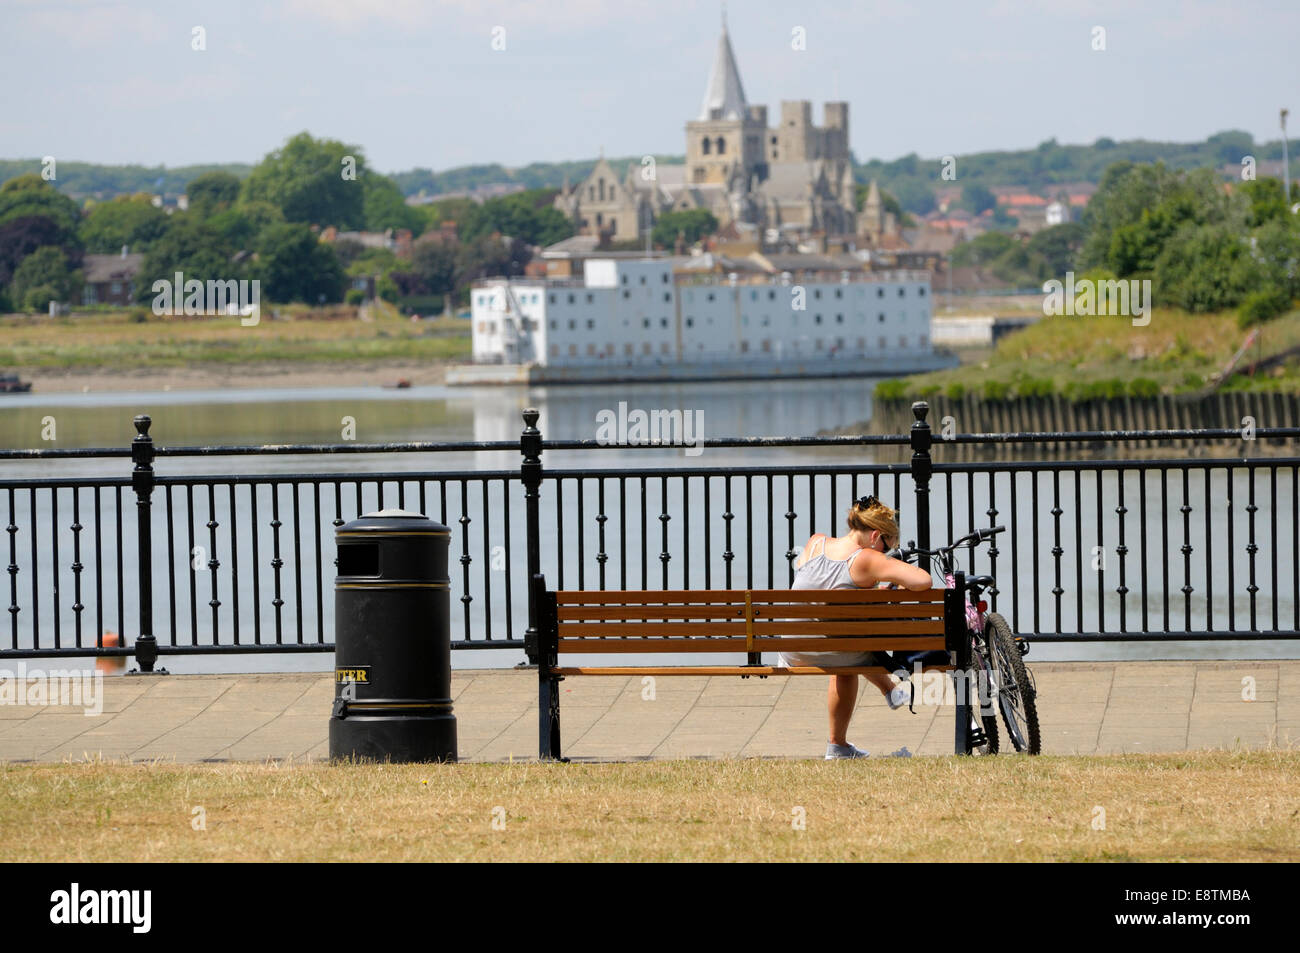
left=554, top=21, right=872, bottom=246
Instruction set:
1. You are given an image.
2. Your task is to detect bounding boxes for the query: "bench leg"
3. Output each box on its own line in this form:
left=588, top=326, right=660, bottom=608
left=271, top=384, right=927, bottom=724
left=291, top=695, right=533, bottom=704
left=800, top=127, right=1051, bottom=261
left=539, top=673, right=563, bottom=762
left=953, top=669, right=972, bottom=756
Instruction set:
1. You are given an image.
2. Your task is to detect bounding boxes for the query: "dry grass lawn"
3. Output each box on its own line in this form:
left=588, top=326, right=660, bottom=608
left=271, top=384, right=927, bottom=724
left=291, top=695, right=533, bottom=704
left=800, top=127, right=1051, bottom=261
left=0, top=300, right=469, bottom=370
left=3, top=750, right=1297, bottom=862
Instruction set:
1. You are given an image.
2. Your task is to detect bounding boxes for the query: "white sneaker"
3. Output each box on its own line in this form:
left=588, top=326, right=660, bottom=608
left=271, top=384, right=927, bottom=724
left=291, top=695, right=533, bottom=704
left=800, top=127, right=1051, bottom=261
left=886, top=746, right=913, bottom=758
left=825, top=742, right=871, bottom=759
left=887, top=684, right=911, bottom=710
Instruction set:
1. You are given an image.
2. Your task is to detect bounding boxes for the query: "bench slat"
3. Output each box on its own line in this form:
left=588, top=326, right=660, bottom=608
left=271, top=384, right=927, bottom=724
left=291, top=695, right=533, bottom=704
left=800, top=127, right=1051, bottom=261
left=557, top=620, right=945, bottom=638
left=556, top=603, right=945, bottom=621
left=752, top=636, right=945, bottom=651
left=555, top=588, right=946, bottom=605
left=552, top=665, right=955, bottom=676
left=556, top=590, right=752, bottom=605
left=557, top=636, right=945, bottom=653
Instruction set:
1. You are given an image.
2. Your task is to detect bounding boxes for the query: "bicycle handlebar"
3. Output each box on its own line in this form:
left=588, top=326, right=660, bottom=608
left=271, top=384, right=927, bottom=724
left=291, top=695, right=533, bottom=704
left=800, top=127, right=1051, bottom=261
left=889, top=525, right=1005, bottom=563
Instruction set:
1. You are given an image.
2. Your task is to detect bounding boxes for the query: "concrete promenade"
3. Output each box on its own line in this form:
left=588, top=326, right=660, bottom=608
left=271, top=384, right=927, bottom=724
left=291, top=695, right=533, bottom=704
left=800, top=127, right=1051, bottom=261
left=1, top=660, right=1295, bottom=762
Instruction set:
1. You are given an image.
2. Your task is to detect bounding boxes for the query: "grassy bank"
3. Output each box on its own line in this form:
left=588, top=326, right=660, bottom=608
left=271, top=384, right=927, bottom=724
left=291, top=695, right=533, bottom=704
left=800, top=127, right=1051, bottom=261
left=889, top=308, right=1300, bottom=401
left=0, top=301, right=470, bottom=371
left=3, top=751, right=1296, bottom=861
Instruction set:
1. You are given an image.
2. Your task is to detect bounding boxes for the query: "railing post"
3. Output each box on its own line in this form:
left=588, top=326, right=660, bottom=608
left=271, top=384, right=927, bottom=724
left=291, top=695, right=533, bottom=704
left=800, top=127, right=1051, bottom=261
left=521, top=408, right=543, bottom=665
left=520, top=408, right=562, bottom=760
left=910, top=401, right=933, bottom=577
left=130, top=414, right=161, bottom=673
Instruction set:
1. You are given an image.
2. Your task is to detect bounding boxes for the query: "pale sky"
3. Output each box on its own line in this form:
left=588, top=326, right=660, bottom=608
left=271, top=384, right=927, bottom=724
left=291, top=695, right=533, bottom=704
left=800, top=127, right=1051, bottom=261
left=1, top=0, right=1296, bottom=174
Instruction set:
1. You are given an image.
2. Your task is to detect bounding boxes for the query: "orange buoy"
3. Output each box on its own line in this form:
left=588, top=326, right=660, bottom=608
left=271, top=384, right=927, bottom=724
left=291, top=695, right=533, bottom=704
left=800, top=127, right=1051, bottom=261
left=97, top=631, right=125, bottom=672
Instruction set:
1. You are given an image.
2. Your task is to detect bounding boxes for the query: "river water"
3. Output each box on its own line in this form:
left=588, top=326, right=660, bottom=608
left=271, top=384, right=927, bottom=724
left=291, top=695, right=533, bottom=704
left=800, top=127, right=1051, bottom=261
left=2, top=378, right=1295, bottom=672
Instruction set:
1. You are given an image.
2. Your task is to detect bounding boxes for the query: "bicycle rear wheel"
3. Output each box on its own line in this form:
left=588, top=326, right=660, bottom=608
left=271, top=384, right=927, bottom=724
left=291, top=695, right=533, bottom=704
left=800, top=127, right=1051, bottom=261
left=986, top=612, right=1041, bottom=755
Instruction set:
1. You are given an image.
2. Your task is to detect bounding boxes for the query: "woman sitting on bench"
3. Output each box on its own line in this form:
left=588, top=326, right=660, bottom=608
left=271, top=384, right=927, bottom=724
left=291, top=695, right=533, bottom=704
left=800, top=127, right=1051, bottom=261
left=780, top=495, right=934, bottom=760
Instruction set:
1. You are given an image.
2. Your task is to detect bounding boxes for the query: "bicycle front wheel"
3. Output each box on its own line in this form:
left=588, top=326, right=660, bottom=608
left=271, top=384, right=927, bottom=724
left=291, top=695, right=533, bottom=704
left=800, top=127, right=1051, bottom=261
left=986, top=612, right=1041, bottom=755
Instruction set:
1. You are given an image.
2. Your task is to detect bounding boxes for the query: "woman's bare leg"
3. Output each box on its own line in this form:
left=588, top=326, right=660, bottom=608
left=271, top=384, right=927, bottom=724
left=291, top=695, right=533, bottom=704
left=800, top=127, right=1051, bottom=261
left=828, top=674, right=858, bottom=745
left=864, top=669, right=896, bottom=696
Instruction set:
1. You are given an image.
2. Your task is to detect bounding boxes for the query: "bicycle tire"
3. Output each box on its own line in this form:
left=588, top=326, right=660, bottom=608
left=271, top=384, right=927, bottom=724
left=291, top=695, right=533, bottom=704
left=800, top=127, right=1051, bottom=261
left=985, top=612, right=1041, bottom=755
left=970, top=637, right=1000, bottom=755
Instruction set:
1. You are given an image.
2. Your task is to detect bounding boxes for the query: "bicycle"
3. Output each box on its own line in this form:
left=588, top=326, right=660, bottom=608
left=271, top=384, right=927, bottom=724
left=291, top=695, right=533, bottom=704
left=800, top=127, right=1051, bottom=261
left=890, top=526, right=1041, bottom=755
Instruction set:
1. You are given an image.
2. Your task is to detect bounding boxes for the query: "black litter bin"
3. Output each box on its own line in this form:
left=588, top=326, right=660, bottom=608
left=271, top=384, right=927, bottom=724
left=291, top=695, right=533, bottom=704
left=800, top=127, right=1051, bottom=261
left=329, top=509, right=457, bottom=762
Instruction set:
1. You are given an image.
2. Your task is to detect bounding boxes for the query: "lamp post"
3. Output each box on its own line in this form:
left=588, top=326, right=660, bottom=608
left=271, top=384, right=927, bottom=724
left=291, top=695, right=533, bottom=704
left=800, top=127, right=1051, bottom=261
left=1282, top=108, right=1291, bottom=210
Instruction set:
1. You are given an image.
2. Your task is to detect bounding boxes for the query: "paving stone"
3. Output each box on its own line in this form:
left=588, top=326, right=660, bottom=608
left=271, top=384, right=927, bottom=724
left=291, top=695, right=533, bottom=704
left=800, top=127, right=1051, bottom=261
left=0, top=661, right=1295, bottom=762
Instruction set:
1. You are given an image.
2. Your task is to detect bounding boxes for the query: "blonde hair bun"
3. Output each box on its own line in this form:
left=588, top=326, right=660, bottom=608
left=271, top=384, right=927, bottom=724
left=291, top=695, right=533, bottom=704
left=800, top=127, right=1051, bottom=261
left=847, top=496, right=899, bottom=541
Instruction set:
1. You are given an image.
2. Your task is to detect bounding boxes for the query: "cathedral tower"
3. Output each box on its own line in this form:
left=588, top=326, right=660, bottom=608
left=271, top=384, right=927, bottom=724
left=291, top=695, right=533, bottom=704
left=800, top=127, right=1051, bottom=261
left=685, top=18, right=766, bottom=187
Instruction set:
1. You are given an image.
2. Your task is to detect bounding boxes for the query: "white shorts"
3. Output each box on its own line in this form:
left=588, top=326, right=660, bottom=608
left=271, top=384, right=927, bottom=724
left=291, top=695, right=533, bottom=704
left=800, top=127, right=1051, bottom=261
left=778, top=650, right=876, bottom=668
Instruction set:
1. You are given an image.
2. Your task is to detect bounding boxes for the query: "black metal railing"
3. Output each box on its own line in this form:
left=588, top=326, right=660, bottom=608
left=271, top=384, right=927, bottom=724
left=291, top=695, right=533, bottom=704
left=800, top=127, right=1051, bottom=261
left=3, top=404, right=1299, bottom=670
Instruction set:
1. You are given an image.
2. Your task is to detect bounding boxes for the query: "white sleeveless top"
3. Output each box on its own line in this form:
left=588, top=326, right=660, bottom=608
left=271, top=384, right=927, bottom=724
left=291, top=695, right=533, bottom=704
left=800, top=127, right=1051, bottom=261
left=778, top=537, right=875, bottom=667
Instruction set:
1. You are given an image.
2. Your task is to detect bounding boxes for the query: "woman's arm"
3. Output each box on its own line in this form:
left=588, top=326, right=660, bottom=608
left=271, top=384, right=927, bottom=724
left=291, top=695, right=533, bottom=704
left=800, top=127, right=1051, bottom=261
left=850, top=547, right=933, bottom=590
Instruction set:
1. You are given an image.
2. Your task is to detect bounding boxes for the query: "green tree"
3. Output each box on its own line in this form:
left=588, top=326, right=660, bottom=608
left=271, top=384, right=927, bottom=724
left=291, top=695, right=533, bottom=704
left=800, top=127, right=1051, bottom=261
left=889, top=178, right=936, bottom=216
left=0, top=174, right=81, bottom=236
left=1153, top=223, right=1260, bottom=312
left=362, top=174, right=425, bottom=234
left=650, top=209, right=718, bottom=248
left=1025, top=222, right=1086, bottom=277
left=334, top=238, right=369, bottom=269
left=1241, top=177, right=1291, bottom=227
left=135, top=217, right=241, bottom=303
left=459, top=189, right=573, bottom=247
left=951, top=231, right=1016, bottom=267
left=1085, top=163, right=1239, bottom=276
left=10, top=245, right=82, bottom=310
left=990, top=243, right=1034, bottom=284
left=1080, top=161, right=1176, bottom=269
left=1252, top=216, right=1300, bottom=301
left=345, top=246, right=399, bottom=276
left=961, top=183, right=997, bottom=215
left=455, top=233, right=530, bottom=286
left=0, top=215, right=75, bottom=287
left=206, top=200, right=284, bottom=250
left=423, top=197, right=477, bottom=228
left=405, top=241, right=457, bottom=295
left=1206, top=129, right=1254, bottom=164
left=252, top=223, right=345, bottom=304
left=186, top=171, right=242, bottom=216
left=78, top=194, right=169, bottom=253
left=241, top=132, right=367, bottom=229
left=0, top=176, right=82, bottom=300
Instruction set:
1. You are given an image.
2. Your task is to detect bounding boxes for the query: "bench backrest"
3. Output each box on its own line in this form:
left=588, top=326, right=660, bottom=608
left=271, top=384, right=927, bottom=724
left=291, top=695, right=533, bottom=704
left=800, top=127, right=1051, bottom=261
left=549, top=587, right=953, bottom=656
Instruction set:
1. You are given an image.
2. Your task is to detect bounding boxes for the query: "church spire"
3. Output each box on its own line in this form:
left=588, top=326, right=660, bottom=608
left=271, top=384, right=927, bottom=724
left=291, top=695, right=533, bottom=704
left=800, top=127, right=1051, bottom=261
left=699, top=17, right=747, bottom=121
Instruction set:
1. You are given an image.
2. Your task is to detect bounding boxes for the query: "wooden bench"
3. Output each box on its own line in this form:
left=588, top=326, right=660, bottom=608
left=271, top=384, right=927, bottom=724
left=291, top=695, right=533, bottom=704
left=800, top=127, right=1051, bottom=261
left=524, top=571, right=975, bottom=760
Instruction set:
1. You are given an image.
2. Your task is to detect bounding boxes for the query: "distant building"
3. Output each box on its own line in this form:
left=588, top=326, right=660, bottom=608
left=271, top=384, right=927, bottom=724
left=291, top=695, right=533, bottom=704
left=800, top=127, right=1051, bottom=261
left=319, top=227, right=414, bottom=259
left=857, top=180, right=901, bottom=247
left=81, top=250, right=144, bottom=306
left=554, top=18, right=858, bottom=246
left=467, top=254, right=936, bottom=378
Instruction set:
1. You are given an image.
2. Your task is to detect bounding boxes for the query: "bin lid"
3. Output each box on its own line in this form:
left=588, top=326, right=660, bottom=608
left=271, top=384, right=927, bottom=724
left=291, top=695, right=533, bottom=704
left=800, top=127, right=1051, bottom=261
left=337, top=510, right=450, bottom=535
